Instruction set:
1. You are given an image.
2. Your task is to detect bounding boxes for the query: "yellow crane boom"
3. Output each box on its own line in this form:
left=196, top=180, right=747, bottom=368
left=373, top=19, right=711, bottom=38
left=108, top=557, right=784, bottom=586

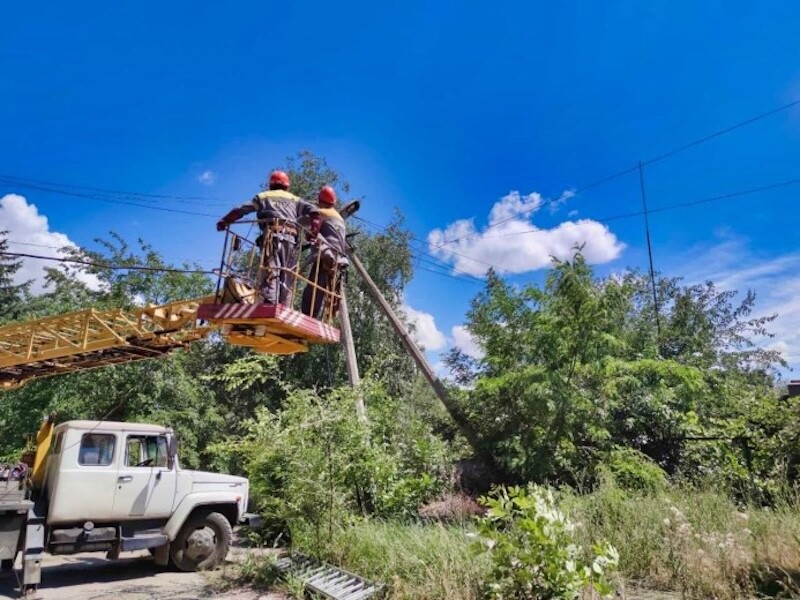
left=0, top=298, right=214, bottom=390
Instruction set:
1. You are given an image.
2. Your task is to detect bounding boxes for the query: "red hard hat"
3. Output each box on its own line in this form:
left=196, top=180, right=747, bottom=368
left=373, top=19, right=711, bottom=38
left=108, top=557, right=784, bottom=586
left=318, top=186, right=336, bottom=206
left=268, top=170, right=290, bottom=189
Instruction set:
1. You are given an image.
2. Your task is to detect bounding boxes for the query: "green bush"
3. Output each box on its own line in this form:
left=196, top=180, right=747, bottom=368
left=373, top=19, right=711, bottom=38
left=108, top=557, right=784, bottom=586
left=604, top=446, right=668, bottom=493
left=213, top=379, right=451, bottom=554
left=474, top=485, right=618, bottom=599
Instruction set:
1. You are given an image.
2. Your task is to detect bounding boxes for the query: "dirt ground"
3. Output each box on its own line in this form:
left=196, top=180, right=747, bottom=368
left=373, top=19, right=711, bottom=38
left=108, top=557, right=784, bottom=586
left=0, top=548, right=287, bottom=600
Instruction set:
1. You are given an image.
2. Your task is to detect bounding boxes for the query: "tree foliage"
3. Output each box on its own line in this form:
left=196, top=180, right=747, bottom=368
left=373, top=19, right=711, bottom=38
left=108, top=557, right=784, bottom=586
left=0, top=232, right=30, bottom=323
left=447, top=251, right=793, bottom=496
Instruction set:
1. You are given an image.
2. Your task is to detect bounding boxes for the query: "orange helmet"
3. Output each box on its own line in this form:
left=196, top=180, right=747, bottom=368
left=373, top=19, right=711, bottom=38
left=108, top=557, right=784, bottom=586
left=268, top=170, right=290, bottom=190
left=318, top=186, right=336, bottom=206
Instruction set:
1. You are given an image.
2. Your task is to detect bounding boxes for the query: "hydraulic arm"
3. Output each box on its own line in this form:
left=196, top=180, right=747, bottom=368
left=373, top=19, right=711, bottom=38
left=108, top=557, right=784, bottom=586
left=0, top=298, right=213, bottom=390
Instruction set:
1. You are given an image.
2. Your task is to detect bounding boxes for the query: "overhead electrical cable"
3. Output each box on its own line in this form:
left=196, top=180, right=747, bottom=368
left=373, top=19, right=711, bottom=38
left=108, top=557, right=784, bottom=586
left=0, top=250, right=218, bottom=276
left=431, top=98, right=800, bottom=248
left=351, top=215, right=494, bottom=277
left=3, top=240, right=219, bottom=266
left=0, top=178, right=220, bottom=216
left=473, top=176, right=800, bottom=240
left=350, top=215, right=487, bottom=281
left=0, top=176, right=485, bottom=283
left=0, top=174, right=229, bottom=205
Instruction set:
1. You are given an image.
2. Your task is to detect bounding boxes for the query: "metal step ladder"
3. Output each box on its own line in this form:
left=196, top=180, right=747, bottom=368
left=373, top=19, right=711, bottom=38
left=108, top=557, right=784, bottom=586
left=275, top=553, right=385, bottom=599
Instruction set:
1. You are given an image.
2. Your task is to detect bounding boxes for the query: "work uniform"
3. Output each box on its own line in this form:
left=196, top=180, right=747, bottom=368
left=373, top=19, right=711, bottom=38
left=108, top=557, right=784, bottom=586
left=301, top=206, right=349, bottom=319
left=225, top=190, right=318, bottom=305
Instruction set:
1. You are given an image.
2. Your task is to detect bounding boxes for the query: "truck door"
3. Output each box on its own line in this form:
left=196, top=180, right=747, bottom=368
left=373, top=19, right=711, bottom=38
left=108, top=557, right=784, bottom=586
left=112, top=434, right=177, bottom=519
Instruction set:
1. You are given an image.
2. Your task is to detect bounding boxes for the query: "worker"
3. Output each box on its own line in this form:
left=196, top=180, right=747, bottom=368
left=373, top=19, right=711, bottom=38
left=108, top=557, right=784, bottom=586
left=301, top=186, right=349, bottom=319
left=216, top=170, right=318, bottom=305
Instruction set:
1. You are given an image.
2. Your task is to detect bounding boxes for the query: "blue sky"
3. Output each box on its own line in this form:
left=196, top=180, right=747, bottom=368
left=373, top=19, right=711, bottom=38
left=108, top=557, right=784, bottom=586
left=1, top=2, right=799, bottom=372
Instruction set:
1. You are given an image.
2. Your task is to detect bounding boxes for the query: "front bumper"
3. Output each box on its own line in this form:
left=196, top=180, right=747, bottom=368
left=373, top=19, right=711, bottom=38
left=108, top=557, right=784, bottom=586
left=239, top=512, right=263, bottom=529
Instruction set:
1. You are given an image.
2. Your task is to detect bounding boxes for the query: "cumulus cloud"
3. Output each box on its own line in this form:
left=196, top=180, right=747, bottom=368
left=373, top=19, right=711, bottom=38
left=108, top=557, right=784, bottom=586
left=198, top=170, right=216, bottom=185
left=401, top=303, right=447, bottom=351
left=451, top=325, right=484, bottom=359
left=427, top=191, right=625, bottom=276
left=0, top=194, right=102, bottom=293
left=678, top=237, right=800, bottom=373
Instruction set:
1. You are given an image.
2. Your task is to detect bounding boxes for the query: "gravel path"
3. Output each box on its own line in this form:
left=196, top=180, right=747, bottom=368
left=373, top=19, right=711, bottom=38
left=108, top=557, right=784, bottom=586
left=0, top=550, right=286, bottom=600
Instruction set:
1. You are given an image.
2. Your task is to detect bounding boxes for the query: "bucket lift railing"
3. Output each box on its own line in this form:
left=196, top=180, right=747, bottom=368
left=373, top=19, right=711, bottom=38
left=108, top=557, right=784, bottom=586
left=213, top=220, right=345, bottom=326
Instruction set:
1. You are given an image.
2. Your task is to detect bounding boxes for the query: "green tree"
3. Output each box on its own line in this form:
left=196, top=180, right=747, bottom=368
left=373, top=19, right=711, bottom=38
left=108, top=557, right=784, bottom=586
left=448, top=251, right=786, bottom=490
left=0, top=232, right=31, bottom=323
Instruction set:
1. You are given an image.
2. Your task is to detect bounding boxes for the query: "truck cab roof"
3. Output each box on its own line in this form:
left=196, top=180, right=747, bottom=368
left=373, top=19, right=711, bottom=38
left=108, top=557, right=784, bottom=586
left=53, top=421, right=172, bottom=435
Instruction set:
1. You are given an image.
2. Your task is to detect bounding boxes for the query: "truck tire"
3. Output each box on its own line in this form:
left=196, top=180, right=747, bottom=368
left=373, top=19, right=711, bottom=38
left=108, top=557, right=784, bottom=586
left=1, top=559, right=12, bottom=572
left=170, top=511, right=232, bottom=572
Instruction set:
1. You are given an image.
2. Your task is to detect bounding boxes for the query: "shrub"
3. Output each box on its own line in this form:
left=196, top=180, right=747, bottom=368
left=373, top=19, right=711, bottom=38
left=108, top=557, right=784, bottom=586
left=474, top=485, right=618, bottom=599
left=213, top=380, right=451, bottom=554
left=604, top=446, right=667, bottom=493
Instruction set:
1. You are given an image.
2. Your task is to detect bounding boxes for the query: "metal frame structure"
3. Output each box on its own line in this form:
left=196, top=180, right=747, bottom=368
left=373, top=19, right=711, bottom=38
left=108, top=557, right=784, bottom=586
left=0, top=298, right=213, bottom=390
left=201, top=223, right=344, bottom=354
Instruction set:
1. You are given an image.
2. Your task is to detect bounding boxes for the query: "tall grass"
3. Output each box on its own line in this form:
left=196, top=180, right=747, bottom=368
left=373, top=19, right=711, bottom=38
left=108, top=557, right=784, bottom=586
left=328, top=520, right=488, bottom=600
left=251, top=485, right=800, bottom=599
left=561, top=483, right=800, bottom=599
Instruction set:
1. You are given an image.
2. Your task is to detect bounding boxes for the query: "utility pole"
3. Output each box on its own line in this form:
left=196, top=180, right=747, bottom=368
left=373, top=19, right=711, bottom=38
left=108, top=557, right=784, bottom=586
left=338, top=287, right=365, bottom=420
left=349, top=252, right=488, bottom=461
left=638, top=162, right=662, bottom=339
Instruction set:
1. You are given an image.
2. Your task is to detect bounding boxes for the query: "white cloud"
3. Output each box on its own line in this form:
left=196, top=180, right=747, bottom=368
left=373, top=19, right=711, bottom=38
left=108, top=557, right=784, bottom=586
left=678, top=237, right=800, bottom=373
left=451, top=325, right=484, bottom=359
left=427, top=191, right=625, bottom=276
left=198, top=170, right=216, bottom=186
left=0, top=194, right=102, bottom=293
left=401, top=304, right=447, bottom=351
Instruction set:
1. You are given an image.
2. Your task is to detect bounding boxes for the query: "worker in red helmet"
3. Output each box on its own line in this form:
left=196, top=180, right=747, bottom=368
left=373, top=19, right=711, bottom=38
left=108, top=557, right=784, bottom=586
left=301, top=186, right=349, bottom=319
left=216, top=170, right=318, bottom=305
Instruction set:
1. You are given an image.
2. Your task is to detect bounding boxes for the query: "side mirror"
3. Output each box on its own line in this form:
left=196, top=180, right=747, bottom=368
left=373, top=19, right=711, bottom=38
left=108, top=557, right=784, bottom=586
left=167, top=434, right=178, bottom=469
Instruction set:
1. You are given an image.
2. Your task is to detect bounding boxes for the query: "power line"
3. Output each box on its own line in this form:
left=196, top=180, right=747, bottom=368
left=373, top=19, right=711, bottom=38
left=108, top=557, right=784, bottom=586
left=0, top=174, right=229, bottom=205
left=432, top=98, right=800, bottom=248
left=3, top=240, right=218, bottom=266
left=1, top=246, right=482, bottom=291
left=0, top=175, right=484, bottom=279
left=0, top=250, right=217, bottom=276
left=469, top=176, right=800, bottom=241
left=0, top=178, right=221, bottom=217
left=422, top=175, right=800, bottom=276
left=351, top=215, right=486, bottom=282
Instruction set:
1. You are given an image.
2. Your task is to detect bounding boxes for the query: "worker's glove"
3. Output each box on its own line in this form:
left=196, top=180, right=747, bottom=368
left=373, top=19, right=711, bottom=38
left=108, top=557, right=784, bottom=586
left=309, top=215, right=321, bottom=240
left=216, top=220, right=228, bottom=232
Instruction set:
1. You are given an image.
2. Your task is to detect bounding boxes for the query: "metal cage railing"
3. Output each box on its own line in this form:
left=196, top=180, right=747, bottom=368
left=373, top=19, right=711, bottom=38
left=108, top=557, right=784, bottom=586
left=214, top=220, right=346, bottom=325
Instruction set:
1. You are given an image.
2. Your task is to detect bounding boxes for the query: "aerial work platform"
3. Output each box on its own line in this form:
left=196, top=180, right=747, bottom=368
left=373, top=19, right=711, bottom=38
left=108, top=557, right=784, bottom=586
left=200, top=222, right=344, bottom=354
left=197, top=303, right=340, bottom=354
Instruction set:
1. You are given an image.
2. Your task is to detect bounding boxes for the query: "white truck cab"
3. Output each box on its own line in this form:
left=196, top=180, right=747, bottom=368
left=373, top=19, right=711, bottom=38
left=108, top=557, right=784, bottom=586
left=1, top=420, right=260, bottom=592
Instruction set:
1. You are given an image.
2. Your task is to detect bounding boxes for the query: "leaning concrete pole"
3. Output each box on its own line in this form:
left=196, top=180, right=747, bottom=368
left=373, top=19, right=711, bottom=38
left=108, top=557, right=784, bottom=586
left=349, top=252, right=485, bottom=455
left=338, top=287, right=365, bottom=420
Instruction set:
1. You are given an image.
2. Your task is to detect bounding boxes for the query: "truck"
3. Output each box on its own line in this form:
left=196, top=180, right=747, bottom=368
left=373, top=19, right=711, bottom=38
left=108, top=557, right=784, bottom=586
left=1, top=417, right=261, bottom=593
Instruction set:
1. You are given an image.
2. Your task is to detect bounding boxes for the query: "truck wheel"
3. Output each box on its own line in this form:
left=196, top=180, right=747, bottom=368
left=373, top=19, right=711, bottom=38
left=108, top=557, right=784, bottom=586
left=170, top=511, right=232, bottom=572
left=1, top=559, right=12, bottom=572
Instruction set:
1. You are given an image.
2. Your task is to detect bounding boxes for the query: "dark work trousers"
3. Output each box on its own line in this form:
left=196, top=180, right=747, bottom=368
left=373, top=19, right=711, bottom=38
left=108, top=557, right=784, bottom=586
left=302, top=251, right=340, bottom=319
left=258, top=232, right=298, bottom=305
